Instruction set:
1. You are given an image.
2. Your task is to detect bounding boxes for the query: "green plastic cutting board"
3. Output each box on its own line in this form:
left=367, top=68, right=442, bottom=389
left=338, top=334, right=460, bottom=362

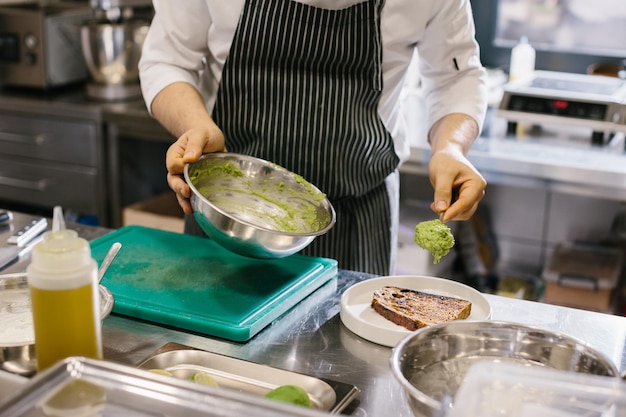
left=90, top=226, right=337, bottom=342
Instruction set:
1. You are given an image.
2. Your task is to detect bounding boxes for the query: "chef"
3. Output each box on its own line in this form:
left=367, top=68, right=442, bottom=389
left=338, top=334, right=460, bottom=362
left=138, top=0, right=488, bottom=275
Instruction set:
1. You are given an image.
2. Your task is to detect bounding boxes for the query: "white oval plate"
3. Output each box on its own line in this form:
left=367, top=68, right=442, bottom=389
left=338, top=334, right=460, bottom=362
left=339, top=275, right=492, bottom=347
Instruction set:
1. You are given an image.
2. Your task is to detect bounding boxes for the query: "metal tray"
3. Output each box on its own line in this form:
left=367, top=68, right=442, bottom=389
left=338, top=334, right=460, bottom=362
left=137, top=342, right=360, bottom=414
left=0, top=357, right=343, bottom=417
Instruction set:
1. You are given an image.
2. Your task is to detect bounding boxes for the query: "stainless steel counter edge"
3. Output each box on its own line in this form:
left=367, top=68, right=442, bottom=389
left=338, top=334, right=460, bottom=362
left=2, top=212, right=625, bottom=416
left=401, top=136, right=626, bottom=201
left=0, top=87, right=106, bottom=121
left=0, top=86, right=170, bottom=139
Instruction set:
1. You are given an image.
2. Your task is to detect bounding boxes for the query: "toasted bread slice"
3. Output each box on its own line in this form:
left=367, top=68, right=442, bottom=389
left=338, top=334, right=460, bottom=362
left=371, top=286, right=471, bottom=331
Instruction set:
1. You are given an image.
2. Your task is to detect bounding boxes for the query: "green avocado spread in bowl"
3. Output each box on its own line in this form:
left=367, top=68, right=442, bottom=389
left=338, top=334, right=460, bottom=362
left=185, top=153, right=336, bottom=259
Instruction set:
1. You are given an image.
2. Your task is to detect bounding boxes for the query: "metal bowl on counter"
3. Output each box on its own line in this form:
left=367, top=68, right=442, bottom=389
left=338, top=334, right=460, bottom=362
left=80, top=19, right=149, bottom=100
left=80, top=19, right=148, bottom=85
left=184, top=153, right=336, bottom=259
left=0, top=273, right=114, bottom=377
left=390, top=320, right=620, bottom=417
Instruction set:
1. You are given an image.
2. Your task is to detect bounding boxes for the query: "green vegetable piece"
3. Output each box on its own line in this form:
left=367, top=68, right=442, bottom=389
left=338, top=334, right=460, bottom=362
left=414, top=219, right=455, bottom=264
left=189, top=371, right=219, bottom=387
left=148, top=368, right=173, bottom=377
left=264, top=385, right=312, bottom=408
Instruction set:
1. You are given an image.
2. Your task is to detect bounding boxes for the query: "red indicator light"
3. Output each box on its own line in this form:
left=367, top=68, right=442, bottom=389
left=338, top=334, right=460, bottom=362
left=552, top=100, right=569, bottom=109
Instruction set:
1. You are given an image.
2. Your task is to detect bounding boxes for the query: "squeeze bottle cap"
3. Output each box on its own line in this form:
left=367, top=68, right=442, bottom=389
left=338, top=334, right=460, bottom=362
left=30, top=229, right=93, bottom=274
left=509, top=36, right=536, bottom=81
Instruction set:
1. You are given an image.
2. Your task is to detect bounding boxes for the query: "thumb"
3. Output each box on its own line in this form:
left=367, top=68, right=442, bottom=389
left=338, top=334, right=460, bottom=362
left=433, top=177, right=453, bottom=213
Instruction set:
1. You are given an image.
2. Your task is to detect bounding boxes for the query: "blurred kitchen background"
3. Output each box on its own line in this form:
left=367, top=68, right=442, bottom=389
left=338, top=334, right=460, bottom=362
left=0, top=0, right=625, bottom=314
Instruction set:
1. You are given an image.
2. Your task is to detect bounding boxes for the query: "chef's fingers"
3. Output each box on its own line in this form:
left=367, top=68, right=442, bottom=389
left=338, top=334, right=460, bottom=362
left=165, top=125, right=225, bottom=213
left=428, top=152, right=456, bottom=219
left=167, top=172, right=193, bottom=215
left=165, top=139, right=192, bottom=214
left=440, top=179, right=485, bottom=221
left=181, top=124, right=226, bottom=162
left=429, top=152, right=486, bottom=222
left=166, top=124, right=225, bottom=172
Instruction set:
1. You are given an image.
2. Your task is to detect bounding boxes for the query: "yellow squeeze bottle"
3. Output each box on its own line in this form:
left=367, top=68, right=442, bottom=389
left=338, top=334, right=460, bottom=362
left=27, top=228, right=102, bottom=371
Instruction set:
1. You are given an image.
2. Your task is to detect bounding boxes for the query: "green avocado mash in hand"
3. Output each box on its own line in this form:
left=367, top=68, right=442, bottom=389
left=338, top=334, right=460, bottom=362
left=414, top=219, right=455, bottom=264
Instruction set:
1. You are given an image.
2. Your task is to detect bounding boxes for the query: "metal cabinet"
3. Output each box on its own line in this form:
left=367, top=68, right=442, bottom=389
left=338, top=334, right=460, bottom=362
left=102, top=101, right=173, bottom=228
left=0, top=109, right=108, bottom=223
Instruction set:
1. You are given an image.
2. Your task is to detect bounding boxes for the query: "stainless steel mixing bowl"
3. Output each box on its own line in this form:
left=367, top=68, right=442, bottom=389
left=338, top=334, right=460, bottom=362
left=80, top=19, right=148, bottom=85
left=184, top=153, right=336, bottom=259
left=390, top=320, right=620, bottom=417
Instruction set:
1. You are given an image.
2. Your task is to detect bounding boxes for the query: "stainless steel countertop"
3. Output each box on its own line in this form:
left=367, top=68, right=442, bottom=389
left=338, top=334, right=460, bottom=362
left=403, top=138, right=626, bottom=201
left=2, top=211, right=625, bottom=416
left=0, top=85, right=168, bottom=138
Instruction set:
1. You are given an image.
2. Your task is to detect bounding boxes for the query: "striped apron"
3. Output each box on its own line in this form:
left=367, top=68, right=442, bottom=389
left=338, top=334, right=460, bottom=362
left=193, top=0, right=400, bottom=275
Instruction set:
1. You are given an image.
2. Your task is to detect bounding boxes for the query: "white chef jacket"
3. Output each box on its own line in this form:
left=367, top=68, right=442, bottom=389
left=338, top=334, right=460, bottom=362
left=139, top=0, right=488, bottom=162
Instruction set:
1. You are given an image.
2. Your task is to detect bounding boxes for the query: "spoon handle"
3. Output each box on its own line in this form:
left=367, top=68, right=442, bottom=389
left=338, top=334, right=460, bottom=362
left=98, top=242, right=122, bottom=283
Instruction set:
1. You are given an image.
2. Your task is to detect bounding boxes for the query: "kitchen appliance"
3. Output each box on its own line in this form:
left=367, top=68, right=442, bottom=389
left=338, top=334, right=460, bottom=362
left=0, top=4, right=92, bottom=88
left=498, top=70, right=626, bottom=145
left=80, top=0, right=152, bottom=100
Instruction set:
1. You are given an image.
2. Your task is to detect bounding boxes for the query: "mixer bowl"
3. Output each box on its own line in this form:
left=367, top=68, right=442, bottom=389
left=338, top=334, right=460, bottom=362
left=80, top=19, right=149, bottom=86
left=184, top=153, right=336, bottom=259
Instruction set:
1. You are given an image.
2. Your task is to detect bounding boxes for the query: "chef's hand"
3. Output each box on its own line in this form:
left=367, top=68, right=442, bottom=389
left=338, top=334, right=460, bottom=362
left=427, top=113, right=486, bottom=222
left=165, top=124, right=225, bottom=214
left=151, top=82, right=227, bottom=214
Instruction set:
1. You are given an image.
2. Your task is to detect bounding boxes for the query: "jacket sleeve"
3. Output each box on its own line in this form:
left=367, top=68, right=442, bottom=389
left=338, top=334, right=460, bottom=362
left=416, top=0, right=488, bottom=134
left=138, top=0, right=212, bottom=115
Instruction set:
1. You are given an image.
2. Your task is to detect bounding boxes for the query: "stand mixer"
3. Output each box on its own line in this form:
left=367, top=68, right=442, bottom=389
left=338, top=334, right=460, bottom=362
left=80, top=0, right=152, bottom=101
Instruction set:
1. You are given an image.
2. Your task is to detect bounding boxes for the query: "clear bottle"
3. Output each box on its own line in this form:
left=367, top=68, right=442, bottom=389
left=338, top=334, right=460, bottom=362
left=27, top=228, right=102, bottom=371
left=509, top=36, right=536, bottom=82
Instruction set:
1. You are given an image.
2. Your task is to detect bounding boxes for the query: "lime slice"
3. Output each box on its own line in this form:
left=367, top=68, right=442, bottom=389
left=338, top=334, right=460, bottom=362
left=189, top=371, right=219, bottom=387
left=148, top=369, right=173, bottom=377
left=264, top=385, right=312, bottom=407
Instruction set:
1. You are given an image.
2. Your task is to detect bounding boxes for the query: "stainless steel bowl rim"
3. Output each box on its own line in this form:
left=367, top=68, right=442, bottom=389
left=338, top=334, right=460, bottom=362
left=389, top=320, right=621, bottom=412
left=99, top=284, right=114, bottom=320
left=184, top=153, right=336, bottom=236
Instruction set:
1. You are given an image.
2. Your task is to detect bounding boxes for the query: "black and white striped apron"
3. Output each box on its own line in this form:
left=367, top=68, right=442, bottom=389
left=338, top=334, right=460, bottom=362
left=201, top=0, right=400, bottom=274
